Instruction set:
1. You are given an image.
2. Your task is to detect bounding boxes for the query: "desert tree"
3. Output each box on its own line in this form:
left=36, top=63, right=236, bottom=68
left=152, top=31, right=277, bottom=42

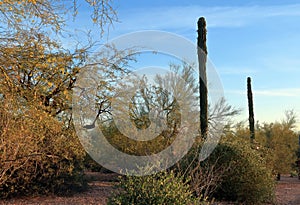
left=0, top=0, right=138, bottom=197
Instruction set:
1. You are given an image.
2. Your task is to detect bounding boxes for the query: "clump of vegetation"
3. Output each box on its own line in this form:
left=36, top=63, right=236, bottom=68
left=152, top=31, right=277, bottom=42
left=209, top=138, right=275, bottom=204
left=0, top=98, right=86, bottom=198
left=108, top=170, right=204, bottom=205
left=227, top=111, right=299, bottom=178
left=257, top=113, right=299, bottom=177
left=0, top=0, right=122, bottom=199
left=176, top=136, right=275, bottom=204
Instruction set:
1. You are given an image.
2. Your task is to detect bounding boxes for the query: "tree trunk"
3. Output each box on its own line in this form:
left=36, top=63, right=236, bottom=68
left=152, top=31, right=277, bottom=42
left=197, top=17, right=208, bottom=139
left=247, top=77, right=255, bottom=143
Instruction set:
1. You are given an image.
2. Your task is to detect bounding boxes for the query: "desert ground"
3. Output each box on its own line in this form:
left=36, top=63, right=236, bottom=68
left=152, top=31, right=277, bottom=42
left=0, top=173, right=299, bottom=205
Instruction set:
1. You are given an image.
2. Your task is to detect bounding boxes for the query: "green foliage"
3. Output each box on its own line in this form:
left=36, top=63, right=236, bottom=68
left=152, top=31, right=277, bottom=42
left=258, top=121, right=298, bottom=174
left=173, top=143, right=230, bottom=200
left=209, top=138, right=275, bottom=204
left=0, top=97, right=86, bottom=198
left=175, top=137, right=275, bottom=204
left=101, top=122, right=177, bottom=156
left=230, top=115, right=299, bottom=175
left=108, top=171, right=201, bottom=205
left=95, top=63, right=200, bottom=157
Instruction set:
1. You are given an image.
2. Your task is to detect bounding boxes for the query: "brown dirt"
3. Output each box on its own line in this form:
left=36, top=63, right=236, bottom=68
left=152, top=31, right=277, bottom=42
left=0, top=172, right=119, bottom=205
left=0, top=173, right=299, bottom=205
left=275, top=175, right=300, bottom=205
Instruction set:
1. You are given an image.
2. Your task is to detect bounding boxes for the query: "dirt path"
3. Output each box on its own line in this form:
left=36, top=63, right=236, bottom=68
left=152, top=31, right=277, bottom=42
left=0, top=173, right=299, bottom=205
left=275, top=175, right=300, bottom=205
left=0, top=173, right=118, bottom=205
left=0, top=181, right=114, bottom=205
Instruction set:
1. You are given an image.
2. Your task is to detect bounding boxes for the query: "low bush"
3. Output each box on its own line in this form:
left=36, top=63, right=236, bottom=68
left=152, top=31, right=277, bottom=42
left=204, top=138, right=275, bottom=204
left=108, top=170, right=204, bottom=205
left=175, top=137, right=275, bottom=204
left=0, top=99, right=86, bottom=198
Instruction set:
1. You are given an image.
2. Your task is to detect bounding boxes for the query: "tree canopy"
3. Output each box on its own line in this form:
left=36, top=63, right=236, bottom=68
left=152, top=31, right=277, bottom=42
left=0, top=0, right=124, bottom=197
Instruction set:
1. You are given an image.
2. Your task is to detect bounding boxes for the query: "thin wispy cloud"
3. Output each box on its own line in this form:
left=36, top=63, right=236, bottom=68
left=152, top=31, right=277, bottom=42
left=116, top=4, right=300, bottom=32
left=261, top=56, right=300, bottom=72
left=218, top=67, right=259, bottom=75
left=227, top=88, right=300, bottom=97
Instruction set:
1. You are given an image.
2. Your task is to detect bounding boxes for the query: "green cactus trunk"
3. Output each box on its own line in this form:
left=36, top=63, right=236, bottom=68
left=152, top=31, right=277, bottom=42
left=247, top=77, right=255, bottom=142
left=197, top=17, right=208, bottom=139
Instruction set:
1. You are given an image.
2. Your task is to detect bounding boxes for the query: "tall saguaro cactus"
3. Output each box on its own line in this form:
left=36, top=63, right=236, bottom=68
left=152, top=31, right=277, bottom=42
left=197, top=17, right=208, bottom=139
left=247, top=77, right=255, bottom=142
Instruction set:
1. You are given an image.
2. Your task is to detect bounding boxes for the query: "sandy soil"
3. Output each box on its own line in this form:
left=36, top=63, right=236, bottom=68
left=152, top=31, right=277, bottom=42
left=0, top=173, right=118, bottom=205
left=0, top=173, right=299, bottom=205
left=275, top=175, right=300, bottom=205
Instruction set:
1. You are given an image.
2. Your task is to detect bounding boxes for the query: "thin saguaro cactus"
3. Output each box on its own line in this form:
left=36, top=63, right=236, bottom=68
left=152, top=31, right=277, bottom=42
left=247, top=77, right=255, bottom=142
left=197, top=17, right=208, bottom=139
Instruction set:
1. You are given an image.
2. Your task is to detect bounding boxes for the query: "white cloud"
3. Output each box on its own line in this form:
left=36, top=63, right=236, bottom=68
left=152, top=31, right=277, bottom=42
left=116, top=4, right=300, bottom=32
left=226, top=88, right=300, bottom=97
left=261, top=56, right=300, bottom=72
left=218, top=66, right=259, bottom=75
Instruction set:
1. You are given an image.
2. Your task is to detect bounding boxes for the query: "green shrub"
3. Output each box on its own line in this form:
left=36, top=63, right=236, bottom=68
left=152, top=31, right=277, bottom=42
left=108, top=170, right=202, bottom=205
left=208, top=138, right=275, bottom=204
left=175, top=137, right=275, bottom=204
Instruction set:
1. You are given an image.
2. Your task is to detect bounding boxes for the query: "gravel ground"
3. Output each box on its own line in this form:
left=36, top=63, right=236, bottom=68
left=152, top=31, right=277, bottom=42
left=275, top=175, right=300, bottom=205
left=0, top=173, right=299, bottom=205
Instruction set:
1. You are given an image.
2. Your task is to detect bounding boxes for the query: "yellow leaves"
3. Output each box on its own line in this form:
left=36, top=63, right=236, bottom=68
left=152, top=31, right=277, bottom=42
left=1, top=29, right=83, bottom=118
left=16, top=18, right=22, bottom=23
left=47, top=82, right=53, bottom=87
left=35, top=62, right=44, bottom=68
left=47, top=58, right=52, bottom=63
left=39, top=53, right=45, bottom=59
left=29, top=0, right=37, bottom=5
left=59, top=67, right=65, bottom=73
left=63, top=90, right=68, bottom=95
left=29, top=51, right=34, bottom=58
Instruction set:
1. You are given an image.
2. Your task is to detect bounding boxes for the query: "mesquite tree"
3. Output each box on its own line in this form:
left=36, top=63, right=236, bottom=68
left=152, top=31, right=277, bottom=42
left=197, top=17, right=208, bottom=139
left=247, top=77, right=255, bottom=142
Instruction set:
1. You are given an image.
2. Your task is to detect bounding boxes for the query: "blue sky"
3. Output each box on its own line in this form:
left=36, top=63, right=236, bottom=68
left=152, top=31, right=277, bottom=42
left=69, top=0, right=300, bottom=130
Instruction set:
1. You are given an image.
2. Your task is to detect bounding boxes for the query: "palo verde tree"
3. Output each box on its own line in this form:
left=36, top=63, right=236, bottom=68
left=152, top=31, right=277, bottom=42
left=0, top=0, right=117, bottom=34
left=0, top=0, right=133, bottom=198
left=89, top=62, right=199, bottom=157
left=0, top=0, right=119, bottom=116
